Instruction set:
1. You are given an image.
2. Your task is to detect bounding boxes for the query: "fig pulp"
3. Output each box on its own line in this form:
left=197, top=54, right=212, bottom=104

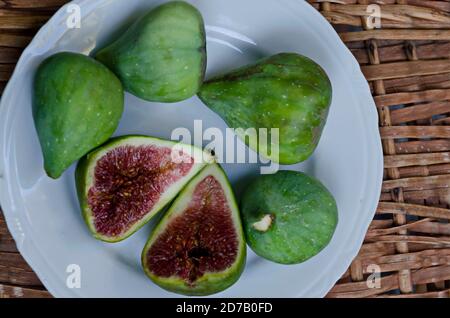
left=96, top=1, right=206, bottom=102
left=33, top=52, right=124, bottom=179
left=142, top=164, right=246, bottom=296
left=198, top=53, right=332, bottom=165
left=241, top=170, right=338, bottom=264
left=75, top=135, right=214, bottom=242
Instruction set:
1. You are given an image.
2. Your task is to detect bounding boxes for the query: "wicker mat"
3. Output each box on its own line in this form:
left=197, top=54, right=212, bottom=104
left=0, top=0, right=449, bottom=298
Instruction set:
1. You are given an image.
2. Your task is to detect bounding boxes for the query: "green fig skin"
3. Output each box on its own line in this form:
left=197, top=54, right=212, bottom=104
left=198, top=53, right=332, bottom=165
left=142, top=164, right=246, bottom=296
left=96, top=1, right=206, bottom=103
left=241, top=170, right=338, bottom=264
left=33, top=52, right=124, bottom=179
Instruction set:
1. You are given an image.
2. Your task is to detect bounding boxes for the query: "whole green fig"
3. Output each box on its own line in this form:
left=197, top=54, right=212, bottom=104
left=33, top=52, right=124, bottom=179
left=198, top=53, right=332, bottom=165
left=96, top=1, right=206, bottom=103
left=241, top=170, right=338, bottom=264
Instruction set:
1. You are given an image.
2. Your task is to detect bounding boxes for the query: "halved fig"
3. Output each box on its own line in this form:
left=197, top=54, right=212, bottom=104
left=142, top=164, right=246, bottom=296
left=75, top=135, right=214, bottom=242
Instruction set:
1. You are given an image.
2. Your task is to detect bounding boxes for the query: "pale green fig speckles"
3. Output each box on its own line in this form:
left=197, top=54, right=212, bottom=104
left=198, top=53, right=332, bottom=165
left=241, top=170, right=338, bottom=264
left=33, top=52, right=124, bottom=179
left=96, top=1, right=206, bottom=102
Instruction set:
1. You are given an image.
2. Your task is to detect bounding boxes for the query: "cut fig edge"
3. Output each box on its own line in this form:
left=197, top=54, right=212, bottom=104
left=141, top=164, right=246, bottom=296
left=75, top=135, right=215, bottom=243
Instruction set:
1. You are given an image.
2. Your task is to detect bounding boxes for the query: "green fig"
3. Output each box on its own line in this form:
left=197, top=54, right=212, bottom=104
left=33, top=52, right=124, bottom=179
left=96, top=1, right=206, bottom=102
left=142, top=164, right=246, bottom=296
left=241, top=170, right=338, bottom=264
left=198, top=53, right=332, bottom=165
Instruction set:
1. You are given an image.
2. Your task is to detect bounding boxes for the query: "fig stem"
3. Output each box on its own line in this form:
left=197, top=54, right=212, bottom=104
left=252, top=214, right=274, bottom=232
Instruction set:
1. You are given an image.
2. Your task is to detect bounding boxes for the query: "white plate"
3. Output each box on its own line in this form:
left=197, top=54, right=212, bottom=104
left=0, top=0, right=383, bottom=297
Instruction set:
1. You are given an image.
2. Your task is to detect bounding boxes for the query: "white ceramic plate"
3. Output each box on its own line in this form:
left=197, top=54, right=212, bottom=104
left=0, top=0, right=383, bottom=297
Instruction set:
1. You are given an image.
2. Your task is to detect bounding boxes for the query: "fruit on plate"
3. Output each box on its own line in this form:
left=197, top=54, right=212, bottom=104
left=241, top=170, right=338, bottom=264
left=96, top=1, right=206, bottom=102
left=75, top=135, right=214, bottom=242
left=33, top=52, right=124, bottom=179
left=142, top=164, right=246, bottom=296
left=198, top=53, right=332, bottom=165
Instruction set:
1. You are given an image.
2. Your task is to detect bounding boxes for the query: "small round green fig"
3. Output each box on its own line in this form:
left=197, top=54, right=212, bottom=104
left=241, top=170, right=338, bottom=264
left=96, top=1, right=206, bottom=102
left=33, top=52, right=124, bottom=179
left=142, top=164, right=246, bottom=296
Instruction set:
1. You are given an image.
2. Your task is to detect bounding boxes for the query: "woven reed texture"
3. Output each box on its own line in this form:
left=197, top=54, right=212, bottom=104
left=309, top=0, right=450, bottom=298
left=0, top=0, right=449, bottom=298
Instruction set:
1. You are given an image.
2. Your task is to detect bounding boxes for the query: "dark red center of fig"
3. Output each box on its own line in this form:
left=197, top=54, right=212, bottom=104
left=146, top=176, right=238, bottom=284
left=88, top=145, right=193, bottom=237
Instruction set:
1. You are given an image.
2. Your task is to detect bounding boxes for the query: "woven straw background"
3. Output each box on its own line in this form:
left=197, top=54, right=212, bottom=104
left=0, top=0, right=449, bottom=298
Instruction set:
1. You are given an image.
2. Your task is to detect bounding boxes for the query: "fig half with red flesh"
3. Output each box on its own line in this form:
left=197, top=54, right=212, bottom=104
left=142, top=164, right=246, bottom=296
left=75, top=135, right=214, bottom=242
